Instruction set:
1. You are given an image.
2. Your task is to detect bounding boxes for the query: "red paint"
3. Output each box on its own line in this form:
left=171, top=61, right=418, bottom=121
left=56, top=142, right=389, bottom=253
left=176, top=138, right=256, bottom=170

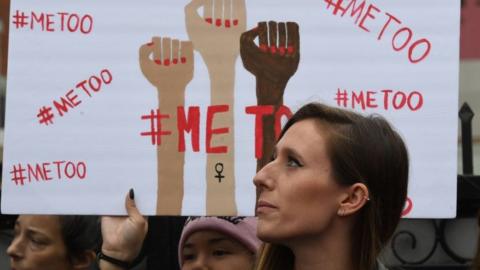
left=287, top=46, right=294, bottom=54
left=270, top=46, right=277, bottom=54
left=206, top=105, right=230, bottom=153
left=225, top=19, right=231, bottom=28
left=181, top=57, right=187, bottom=63
left=164, top=59, right=171, bottom=66
left=155, top=59, right=162, bottom=65
left=216, top=18, right=222, bottom=27
left=173, top=58, right=179, bottom=64
left=177, top=106, right=200, bottom=152
left=274, top=106, right=293, bottom=139
left=11, top=160, right=88, bottom=186
left=140, top=109, right=172, bottom=146
left=233, top=19, right=238, bottom=26
left=461, top=0, right=480, bottom=59
left=246, top=105, right=274, bottom=159
left=402, top=197, right=413, bottom=217
left=279, top=47, right=286, bottom=56
left=205, top=18, right=213, bottom=24
left=325, top=0, right=432, bottom=64
left=259, top=44, right=268, bottom=52
left=335, top=88, right=424, bottom=111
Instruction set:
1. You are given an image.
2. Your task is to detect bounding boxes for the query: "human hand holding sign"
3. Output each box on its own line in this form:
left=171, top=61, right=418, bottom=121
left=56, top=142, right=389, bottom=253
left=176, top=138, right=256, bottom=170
left=241, top=21, right=300, bottom=171
left=139, top=37, right=194, bottom=214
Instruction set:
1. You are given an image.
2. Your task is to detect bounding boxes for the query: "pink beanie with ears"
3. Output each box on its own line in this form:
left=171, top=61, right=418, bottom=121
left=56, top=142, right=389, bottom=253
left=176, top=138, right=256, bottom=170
left=178, top=216, right=261, bottom=266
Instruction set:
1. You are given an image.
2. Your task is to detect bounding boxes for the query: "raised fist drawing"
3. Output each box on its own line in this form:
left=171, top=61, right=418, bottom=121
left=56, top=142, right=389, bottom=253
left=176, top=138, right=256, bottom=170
left=241, top=21, right=300, bottom=94
left=139, top=37, right=194, bottom=91
left=185, top=0, right=246, bottom=65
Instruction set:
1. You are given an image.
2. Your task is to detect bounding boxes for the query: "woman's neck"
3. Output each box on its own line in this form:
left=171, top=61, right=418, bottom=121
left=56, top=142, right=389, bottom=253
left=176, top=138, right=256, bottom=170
left=288, top=221, right=354, bottom=270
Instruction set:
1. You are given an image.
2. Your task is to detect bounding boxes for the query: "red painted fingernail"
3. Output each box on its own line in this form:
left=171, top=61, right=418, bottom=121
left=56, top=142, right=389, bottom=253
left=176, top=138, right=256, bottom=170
left=225, top=19, right=231, bottom=28
left=155, top=59, right=162, bottom=65
left=279, top=47, right=286, bottom=56
left=270, top=46, right=277, bottom=54
left=287, top=46, right=295, bottom=54
left=216, top=19, right=222, bottom=27
left=173, top=58, right=178, bottom=64
left=259, top=44, right=268, bottom=52
left=205, top=18, right=213, bottom=24
left=233, top=19, right=238, bottom=26
left=181, top=57, right=187, bottom=63
left=147, top=42, right=154, bottom=46
left=164, top=59, right=170, bottom=66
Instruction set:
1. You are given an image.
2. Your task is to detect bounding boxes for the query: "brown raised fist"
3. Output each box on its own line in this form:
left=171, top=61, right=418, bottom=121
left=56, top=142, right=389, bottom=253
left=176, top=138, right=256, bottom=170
left=240, top=21, right=300, bottom=88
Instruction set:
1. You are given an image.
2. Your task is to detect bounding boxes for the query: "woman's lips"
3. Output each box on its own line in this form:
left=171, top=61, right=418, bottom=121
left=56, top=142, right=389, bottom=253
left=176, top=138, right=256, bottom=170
left=256, top=200, right=277, bottom=214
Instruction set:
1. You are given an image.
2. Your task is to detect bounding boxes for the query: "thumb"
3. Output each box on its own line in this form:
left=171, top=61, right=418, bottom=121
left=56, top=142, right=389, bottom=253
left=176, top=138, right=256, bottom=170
left=125, top=189, right=143, bottom=222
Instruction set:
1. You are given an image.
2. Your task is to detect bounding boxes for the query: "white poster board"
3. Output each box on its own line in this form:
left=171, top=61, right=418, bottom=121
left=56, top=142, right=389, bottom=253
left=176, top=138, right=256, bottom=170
left=2, top=0, right=459, bottom=217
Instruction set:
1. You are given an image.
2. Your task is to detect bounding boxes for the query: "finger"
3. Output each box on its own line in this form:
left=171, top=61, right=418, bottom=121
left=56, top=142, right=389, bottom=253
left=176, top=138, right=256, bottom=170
left=232, top=0, right=246, bottom=27
left=152, top=36, right=162, bottom=64
left=268, top=21, right=278, bottom=54
left=240, top=27, right=259, bottom=52
left=224, top=0, right=232, bottom=28
left=213, top=0, right=223, bottom=27
left=162, top=37, right=172, bottom=66
left=204, top=0, right=213, bottom=24
left=180, top=41, right=194, bottom=64
left=278, top=22, right=287, bottom=56
left=287, top=22, right=300, bottom=55
left=125, top=189, right=143, bottom=222
left=258, top=22, right=268, bottom=52
left=172, top=39, right=180, bottom=64
left=139, top=41, right=154, bottom=63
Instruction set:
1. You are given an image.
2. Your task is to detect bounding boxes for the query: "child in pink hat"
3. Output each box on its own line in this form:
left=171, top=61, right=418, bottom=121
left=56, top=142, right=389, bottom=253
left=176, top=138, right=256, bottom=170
left=178, top=216, right=261, bottom=270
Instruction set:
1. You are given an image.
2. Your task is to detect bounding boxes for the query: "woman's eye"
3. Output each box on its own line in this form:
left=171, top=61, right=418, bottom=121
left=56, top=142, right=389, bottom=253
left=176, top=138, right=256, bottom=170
left=183, top=253, right=196, bottom=261
left=212, top=249, right=230, bottom=257
left=287, top=156, right=302, bottom=167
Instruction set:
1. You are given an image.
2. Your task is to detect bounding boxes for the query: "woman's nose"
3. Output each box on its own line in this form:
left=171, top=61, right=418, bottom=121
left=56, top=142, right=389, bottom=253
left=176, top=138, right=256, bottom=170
left=6, top=236, right=24, bottom=260
left=253, top=160, right=275, bottom=190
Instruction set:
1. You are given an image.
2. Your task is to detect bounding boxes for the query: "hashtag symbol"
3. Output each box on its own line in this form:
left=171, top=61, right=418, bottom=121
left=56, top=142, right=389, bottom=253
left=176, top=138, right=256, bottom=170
left=10, top=164, right=26, bottom=186
left=12, top=10, right=29, bottom=29
left=335, top=88, right=349, bottom=107
left=37, top=106, right=55, bottom=126
left=140, top=109, right=172, bottom=145
left=324, top=0, right=346, bottom=15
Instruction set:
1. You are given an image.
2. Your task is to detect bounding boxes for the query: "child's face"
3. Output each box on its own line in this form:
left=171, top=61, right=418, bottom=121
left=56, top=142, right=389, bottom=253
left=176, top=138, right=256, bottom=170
left=181, top=230, right=255, bottom=270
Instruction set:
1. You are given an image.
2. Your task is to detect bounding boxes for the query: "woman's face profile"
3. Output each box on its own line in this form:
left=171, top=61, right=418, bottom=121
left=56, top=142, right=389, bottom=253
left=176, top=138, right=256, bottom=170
left=254, top=119, right=347, bottom=243
left=181, top=230, right=254, bottom=270
left=7, top=215, right=72, bottom=270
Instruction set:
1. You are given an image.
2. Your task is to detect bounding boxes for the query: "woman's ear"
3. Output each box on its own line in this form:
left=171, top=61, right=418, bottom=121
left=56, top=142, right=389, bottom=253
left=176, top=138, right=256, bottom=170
left=72, top=250, right=96, bottom=270
left=337, top=183, right=369, bottom=217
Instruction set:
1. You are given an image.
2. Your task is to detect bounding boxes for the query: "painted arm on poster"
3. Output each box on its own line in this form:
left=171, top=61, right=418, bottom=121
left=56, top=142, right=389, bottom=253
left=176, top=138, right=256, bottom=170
left=240, top=21, right=299, bottom=170
left=99, top=190, right=148, bottom=270
left=139, top=37, right=194, bottom=215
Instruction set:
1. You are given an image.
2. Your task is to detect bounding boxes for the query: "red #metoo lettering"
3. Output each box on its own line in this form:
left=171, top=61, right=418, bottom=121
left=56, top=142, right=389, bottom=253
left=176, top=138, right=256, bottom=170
left=12, top=10, right=93, bottom=34
left=37, top=69, right=113, bottom=126
left=9, top=161, right=87, bottom=186
left=335, top=88, right=424, bottom=111
left=323, top=0, right=432, bottom=64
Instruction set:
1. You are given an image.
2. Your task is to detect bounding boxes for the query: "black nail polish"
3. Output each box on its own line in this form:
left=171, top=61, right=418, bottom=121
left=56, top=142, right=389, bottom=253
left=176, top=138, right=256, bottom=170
left=129, top=188, right=134, bottom=200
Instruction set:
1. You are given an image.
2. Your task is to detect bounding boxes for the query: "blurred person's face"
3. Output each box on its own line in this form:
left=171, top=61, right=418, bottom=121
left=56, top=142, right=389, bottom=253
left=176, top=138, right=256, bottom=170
left=254, top=119, right=346, bottom=244
left=181, top=230, right=254, bottom=270
left=7, top=215, right=73, bottom=270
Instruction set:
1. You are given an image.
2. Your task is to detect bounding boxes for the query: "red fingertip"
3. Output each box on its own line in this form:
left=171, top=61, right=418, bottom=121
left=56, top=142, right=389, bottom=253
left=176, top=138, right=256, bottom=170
left=164, top=59, right=170, bottom=66
left=173, top=58, right=179, bottom=64
left=205, top=18, right=213, bottom=24
left=279, top=47, right=286, bottom=56
left=181, top=57, right=187, bottom=63
left=225, top=20, right=231, bottom=28
left=216, top=19, right=222, bottom=27
left=147, top=42, right=154, bottom=46
left=287, top=46, right=295, bottom=54
left=154, top=59, right=162, bottom=65
left=233, top=19, right=238, bottom=26
left=259, top=44, right=268, bottom=52
left=270, top=46, right=277, bottom=54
